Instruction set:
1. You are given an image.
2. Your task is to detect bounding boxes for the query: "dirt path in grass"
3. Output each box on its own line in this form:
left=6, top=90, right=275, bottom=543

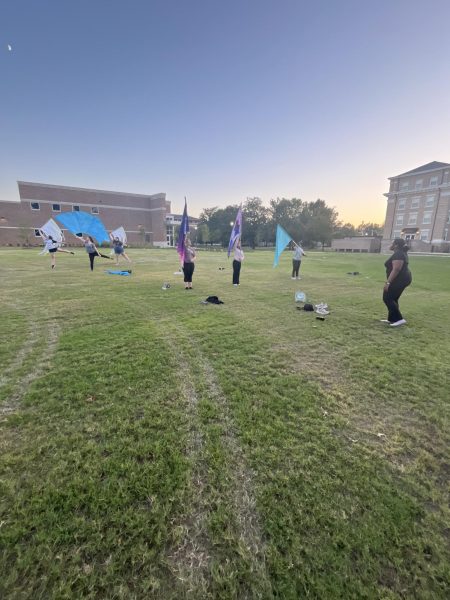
left=0, top=306, right=41, bottom=388
left=0, top=314, right=60, bottom=416
left=162, top=321, right=271, bottom=598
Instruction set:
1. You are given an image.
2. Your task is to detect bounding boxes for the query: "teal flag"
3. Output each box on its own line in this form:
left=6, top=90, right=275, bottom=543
left=273, top=224, right=293, bottom=267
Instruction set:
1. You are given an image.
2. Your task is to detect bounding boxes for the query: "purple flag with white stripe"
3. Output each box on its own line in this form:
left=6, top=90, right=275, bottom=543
left=176, top=198, right=190, bottom=264
left=227, top=206, right=242, bottom=257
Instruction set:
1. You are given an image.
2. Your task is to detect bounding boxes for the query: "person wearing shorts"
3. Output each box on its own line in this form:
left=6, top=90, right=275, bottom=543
left=42, top=235, right=74, bottom=269
left=112, top=236, right=131, bottom=265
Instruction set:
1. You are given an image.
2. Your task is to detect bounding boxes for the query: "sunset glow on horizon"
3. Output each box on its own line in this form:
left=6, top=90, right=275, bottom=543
left=2, top=1, right=450, bottom=226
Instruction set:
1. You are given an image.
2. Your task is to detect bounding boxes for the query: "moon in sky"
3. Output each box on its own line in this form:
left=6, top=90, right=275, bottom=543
left=7, top=44, right=12, bottom=51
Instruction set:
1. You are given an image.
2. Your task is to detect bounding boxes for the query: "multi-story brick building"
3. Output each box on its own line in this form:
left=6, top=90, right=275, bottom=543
left=383, top=161, right=450, bottom=251
left=0, top=181, right=170, bottom=247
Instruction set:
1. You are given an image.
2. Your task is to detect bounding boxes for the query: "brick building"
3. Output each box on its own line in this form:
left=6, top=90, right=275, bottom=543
left=383, top=161, right=450, bottom=251
left=0, top=181, right=170, bottom=247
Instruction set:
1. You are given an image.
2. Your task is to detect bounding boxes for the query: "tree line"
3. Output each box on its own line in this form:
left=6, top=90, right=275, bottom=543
left=188, top=197, right=383, bottom=248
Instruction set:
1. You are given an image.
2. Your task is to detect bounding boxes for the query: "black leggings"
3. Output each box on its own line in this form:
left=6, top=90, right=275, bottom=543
left=88, top=251, right=109, bottom=271
left=292, top=259, right=301, bottom=277
left=183, top=262, right=195, bottom=283
left=88, top=252, right=97, bottom=271
left=232, top=260, right=241, bottom=284
left=382, top=279, right=411, bottom=322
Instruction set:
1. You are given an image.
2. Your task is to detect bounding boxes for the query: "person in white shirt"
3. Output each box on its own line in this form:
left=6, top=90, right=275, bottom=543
left=42, top=235, right=74, bottom=269
left=232, top=240, right=244, bottom=285
left=183, top=238, right=196, bottom=289
left=292, top=242, right=306, bottom=279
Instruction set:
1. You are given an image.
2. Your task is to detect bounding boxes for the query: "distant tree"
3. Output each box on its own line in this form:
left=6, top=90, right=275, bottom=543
left=243, top=197, right=269, bottom=248
left=199, top=207, right=219, bottom=223
left=300, top=199, right=338, bottom=248
left=269, top=198, right=304, bottom=242
left=137, top=225, right=145, bottom=246
left=200, top=205, right=240, bottom=246
left=333, top=221, right=357, bottom=238
left=196, top=223, right=210, bottom=245
left=18, top=224, right=31, bottom=246
left=356, top=222, right=384, bottom=237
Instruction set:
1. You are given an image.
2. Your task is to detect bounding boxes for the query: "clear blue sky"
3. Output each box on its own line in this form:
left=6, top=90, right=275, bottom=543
left=2, top=0, right=450, bottom=223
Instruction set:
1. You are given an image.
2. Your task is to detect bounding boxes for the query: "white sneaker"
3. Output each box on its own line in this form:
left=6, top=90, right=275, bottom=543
left=296, top=277, right=301, bottom=280
left=291, top=277, right=296, bottom=280
left=390, top=319, right=406, bottom=327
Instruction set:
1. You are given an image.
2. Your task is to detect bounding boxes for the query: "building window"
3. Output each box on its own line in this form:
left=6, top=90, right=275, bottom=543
left=30, top=202, right=40, bottom=210
left=410, top=197, right=420, bottom=209
left=425, top=195, right=435, bottom=207
left=420, top=230, right=429, bottom=241
left=408, top=213, right=418, bottom=225
left=34, top=229, right=41, bottom=237
left=392, top=230, right=401, bottom=238
left=395, top=214, right=404, bottom=226
left=415, top=179, right=423, bottom=190
left=52, top=203, right=61, bottom=212
left=73, top=205, right=80, bottom=212
left=397, top=198, right=406, bottom=210
left=399, top=181, right=409, bottom=191
left=91, top=207, right=99, bottom=214
left=429, top=175, right=438, bottom=187
left=422, top=211, right=432, bottom=225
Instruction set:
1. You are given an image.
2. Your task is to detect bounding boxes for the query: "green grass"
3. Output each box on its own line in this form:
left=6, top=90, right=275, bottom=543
left=1, top=247, right=449, bottom=599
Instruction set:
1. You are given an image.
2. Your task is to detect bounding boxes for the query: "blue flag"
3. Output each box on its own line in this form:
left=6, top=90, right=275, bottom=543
left=227, top=206, right=242, bottom=257
left=56, top=211, right=110, bottom=243
left=273, top=224, right=293, bottom=267
left=176, top=198, right=190, bottom=264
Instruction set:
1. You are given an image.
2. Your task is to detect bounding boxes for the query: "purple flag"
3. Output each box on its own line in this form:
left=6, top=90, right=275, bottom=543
left=176, top=198, right=190, bottom=263
left=227, top=206, right=242, bottom=257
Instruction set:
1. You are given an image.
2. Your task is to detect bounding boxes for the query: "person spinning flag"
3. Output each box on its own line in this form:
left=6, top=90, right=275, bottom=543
left=228, top=206, right=244, bottom=285
left=177, top=198, right=196, bottom=289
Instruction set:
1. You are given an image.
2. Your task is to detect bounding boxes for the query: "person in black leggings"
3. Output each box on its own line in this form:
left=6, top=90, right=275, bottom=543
left=79, top=235, right=111, bottom=271
left=232, top=240, right=244, bottom=285
left=183, top=239, right=196, bottom=289
left=382, top=238, right=412, bottom=327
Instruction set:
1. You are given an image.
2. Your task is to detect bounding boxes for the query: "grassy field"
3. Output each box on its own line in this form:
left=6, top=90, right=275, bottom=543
left=1, top=247, right=449, bottom=599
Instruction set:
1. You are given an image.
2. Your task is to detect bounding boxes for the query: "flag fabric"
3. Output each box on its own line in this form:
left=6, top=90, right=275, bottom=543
left=227, top=206, right=243, bottom=257
left=56, top=211, right=110, bottom=243
left=273, top=224, right=293, bottom=267
left=176, top=199, right=190, bottom=264
left=110, top=226, right=127, bottom=245
left=39, top=218, right=64, bottom=243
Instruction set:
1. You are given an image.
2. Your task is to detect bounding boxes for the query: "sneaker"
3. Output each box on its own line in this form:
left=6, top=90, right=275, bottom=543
left=296, top=277, right=301, bottom=280
left=233, top=284, right=238, bottom=286
left=291, top=277, right=296, bottom=280
left=390, top=319, right=406, bottom=327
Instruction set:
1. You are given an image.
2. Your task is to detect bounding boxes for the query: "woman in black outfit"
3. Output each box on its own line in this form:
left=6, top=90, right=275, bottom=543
left=382, top=238, right=412, bottom=327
